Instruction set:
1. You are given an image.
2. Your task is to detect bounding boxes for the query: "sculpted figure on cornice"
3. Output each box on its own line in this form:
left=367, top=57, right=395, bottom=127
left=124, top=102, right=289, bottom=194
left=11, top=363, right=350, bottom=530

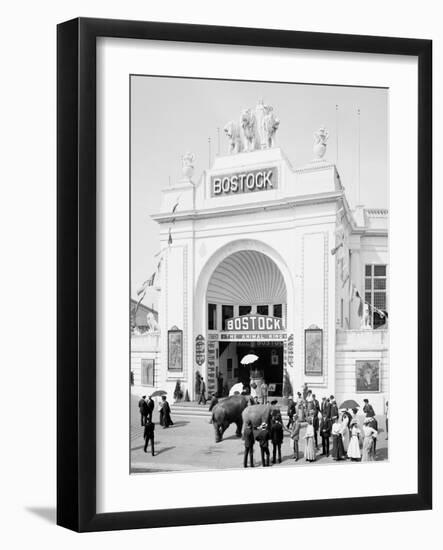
left=224, top=99, right=280, bottom=154
left=313, top=126, right=329, bottom=159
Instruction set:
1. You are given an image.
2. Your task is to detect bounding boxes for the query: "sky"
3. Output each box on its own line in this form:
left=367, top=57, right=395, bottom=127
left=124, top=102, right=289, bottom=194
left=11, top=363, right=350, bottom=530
left=131, top=76, right=388, bottom=309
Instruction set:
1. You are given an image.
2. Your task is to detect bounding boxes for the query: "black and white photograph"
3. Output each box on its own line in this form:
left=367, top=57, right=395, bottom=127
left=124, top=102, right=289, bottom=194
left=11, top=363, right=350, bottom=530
left=130, top=76, right=389, bottom=472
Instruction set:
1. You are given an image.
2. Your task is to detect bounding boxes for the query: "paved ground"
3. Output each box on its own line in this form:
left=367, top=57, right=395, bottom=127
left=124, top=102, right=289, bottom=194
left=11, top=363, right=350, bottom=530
left=131, top=396, right=388, bottom=473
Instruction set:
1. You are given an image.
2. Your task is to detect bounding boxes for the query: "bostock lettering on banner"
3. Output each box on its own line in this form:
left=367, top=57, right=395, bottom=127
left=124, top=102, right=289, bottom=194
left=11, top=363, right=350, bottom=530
left=210, top=167, right=278, bottom=197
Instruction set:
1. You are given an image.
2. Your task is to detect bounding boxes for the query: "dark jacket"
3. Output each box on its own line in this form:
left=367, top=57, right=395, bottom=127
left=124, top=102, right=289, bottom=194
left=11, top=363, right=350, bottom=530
left=363, top=403, right=376, bottom=418
left=147, top=399, right=155, bottom=414
left=143, top=422, right=155, bottom=438
left=320, top=417, right=332, bottom=437
left=255, top=428, right=270, bottom=449
left=139, top=399, right=149, bottom=414
left=330, top=403, right=339, bottom=419
left=270, top=422, right=284, bottom=445
left=243, top=426, right=255, bottom=449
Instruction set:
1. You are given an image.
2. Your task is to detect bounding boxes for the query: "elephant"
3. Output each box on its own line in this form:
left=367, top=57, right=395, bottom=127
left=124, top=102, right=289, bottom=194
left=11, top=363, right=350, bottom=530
left=211, top=395, right=249, bottom=442
left=241, top=403, right=272, bottom=433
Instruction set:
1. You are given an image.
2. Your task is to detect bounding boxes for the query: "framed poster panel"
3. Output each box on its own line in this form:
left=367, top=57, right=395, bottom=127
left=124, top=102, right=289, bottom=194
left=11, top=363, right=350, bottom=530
left=356, top=360, right=380, bottom=392
left=305, top=327, right=323, bottom=376
left=168, top=327, right=183, bottom=372
left=57, top=17, right=432, bottom=532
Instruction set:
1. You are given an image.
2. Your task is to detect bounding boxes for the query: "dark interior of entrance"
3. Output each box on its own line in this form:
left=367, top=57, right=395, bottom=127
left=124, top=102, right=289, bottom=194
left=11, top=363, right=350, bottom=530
left=236, top=343, right=284, bottom=396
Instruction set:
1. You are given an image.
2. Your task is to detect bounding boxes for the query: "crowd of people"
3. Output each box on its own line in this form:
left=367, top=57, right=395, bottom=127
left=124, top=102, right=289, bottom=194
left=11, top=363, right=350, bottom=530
left=138, top=394, right=174, bottom=456
left=243, top=386, right=385, bottom=468
left=137, top=384, right=386, bottom=469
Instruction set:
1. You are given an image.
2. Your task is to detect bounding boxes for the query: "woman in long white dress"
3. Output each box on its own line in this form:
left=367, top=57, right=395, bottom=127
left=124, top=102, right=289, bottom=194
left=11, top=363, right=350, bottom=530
left=304, top=417, right=316, bottom=462
left=347, top=421, right=361, bottom=461
left=361, top=420, right=378, bottom=461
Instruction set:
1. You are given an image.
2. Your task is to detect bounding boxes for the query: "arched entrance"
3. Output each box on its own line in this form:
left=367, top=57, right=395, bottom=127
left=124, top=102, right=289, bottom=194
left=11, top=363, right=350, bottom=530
left=198, top=245, right=290, bottom=398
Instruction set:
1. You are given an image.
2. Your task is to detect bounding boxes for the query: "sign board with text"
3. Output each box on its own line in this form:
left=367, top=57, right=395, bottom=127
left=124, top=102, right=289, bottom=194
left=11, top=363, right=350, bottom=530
left=210, top=167, right=278, bottom=197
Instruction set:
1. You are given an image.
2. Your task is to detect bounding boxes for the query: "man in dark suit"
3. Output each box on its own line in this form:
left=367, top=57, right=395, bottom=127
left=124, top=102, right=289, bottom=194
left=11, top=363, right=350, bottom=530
left=329, top=399, right=338, bottom=420
left=138, top=395, right=149, bottom=426
left=320, top=397, right=329, bottom=416
left=243, top=420, right=255, bottom=468
left=255, top=423, right=271, bottom=467
left=270, top=418, right=284, bottom=464
left=143, top=419, right=155, bottom=455
left=312, top=394, right=320, bottom=448
left=320, top=414, right=332, bottom=457
left=198, top=379, right=207, bottom=405
left=146, top=395, right=155, bottom=422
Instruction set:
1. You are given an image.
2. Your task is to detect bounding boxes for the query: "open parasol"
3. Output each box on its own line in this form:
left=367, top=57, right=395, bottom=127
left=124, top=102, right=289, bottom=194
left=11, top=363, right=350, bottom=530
left=240, top=353, right=259, bottom=365
left=339, top=399, right=360, bottom=410
left=150, top=390, right=167, bottom=397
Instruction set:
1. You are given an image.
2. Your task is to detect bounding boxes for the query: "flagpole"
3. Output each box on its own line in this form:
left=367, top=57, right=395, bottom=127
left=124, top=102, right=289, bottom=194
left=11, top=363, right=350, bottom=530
left=357, top=108, right=361, bottom=205
left=335, top=104, right=339, bottom=168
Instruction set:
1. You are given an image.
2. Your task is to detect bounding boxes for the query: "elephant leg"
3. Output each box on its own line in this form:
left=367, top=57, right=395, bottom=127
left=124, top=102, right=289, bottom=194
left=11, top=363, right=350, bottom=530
left=214, top=423, right=222, bottom=443
left=235, top=418, right=243, bottom=437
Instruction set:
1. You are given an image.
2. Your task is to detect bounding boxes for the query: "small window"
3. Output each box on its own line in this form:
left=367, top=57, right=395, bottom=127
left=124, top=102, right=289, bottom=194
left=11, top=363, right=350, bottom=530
left=208, top=303, right=217, bottom=330
left=257, top=305, right=269, bottom=315
left=239, top=305, right=251, bottom=316
left=364, top=264, right=388, bottom=328
left=222, top=305, right=234, bottom=330
left=374, top=265, right=386, bottom=277
left=141, top=359, right=154, bottom=386
left=273, top=304, right=282, bottom=318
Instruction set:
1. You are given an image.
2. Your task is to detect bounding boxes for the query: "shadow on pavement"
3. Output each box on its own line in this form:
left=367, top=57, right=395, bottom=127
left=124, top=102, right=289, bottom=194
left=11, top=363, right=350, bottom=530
left=169, top=421, right=190, bottom=428
left=155, top=446, right=175, bottom=455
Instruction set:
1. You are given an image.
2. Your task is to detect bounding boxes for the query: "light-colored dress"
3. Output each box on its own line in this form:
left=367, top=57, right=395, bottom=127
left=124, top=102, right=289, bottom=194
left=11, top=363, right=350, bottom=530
left=362, top=425, right=378, bottom=461
left=341, top=414, right=350, bottom=451
left=304, top=424, right=316, bottom=461
left=347, top=425, right=361, bottom=459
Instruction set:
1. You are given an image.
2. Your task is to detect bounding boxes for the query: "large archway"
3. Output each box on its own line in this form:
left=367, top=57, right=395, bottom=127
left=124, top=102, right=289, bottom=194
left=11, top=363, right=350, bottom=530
left=194, top=240, right=293, bottom=398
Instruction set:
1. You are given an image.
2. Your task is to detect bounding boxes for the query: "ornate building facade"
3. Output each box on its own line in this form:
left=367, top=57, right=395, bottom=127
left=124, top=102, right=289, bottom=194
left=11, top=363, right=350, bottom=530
left=131, top=101, right=388, bottom=412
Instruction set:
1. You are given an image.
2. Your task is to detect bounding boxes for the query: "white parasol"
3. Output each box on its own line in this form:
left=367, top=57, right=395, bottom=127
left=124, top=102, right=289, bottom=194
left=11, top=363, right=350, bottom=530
left=240, top=353, right=259, bottom=365
left=229, top=382, right=244, bottom=396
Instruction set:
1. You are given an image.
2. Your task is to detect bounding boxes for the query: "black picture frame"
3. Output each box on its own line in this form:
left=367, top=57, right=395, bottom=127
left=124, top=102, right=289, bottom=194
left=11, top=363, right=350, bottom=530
left=57, top=17, right=432, bottom=532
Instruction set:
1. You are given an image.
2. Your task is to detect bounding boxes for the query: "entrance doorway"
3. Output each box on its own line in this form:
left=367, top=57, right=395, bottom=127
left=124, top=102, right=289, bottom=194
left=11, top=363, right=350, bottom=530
left=225, top=342, right=284, bottom=396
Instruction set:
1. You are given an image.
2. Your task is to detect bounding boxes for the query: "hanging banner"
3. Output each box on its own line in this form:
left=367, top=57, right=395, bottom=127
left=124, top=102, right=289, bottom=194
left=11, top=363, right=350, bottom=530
left=195, top=334, right=205, bottom=366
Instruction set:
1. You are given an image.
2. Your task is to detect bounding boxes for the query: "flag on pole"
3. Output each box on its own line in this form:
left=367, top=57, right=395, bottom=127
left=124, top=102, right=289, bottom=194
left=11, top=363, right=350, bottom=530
left=136, top=272, right=156, bottom=296
left=168, top=228, right=173, bottom=245
left=330, top=242, right=343, bottom=255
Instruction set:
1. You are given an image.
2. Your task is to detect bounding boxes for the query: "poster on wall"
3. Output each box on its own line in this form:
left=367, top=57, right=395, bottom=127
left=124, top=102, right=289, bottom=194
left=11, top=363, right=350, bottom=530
left=355, top=360, right=380, bottom=392
left=167, top=326, right=183, bottom=371
left=304, top=327, right=323, bottom=375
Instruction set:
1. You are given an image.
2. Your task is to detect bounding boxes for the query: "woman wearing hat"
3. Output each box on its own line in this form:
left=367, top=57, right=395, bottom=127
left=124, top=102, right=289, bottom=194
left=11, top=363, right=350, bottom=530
left=304, top=417, right=316, bottom=462
left=331, top=416, right=345, bottom=460
left=347, top=420, right=361, bottom=461
left=361, top=418, right=378, bottom=461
